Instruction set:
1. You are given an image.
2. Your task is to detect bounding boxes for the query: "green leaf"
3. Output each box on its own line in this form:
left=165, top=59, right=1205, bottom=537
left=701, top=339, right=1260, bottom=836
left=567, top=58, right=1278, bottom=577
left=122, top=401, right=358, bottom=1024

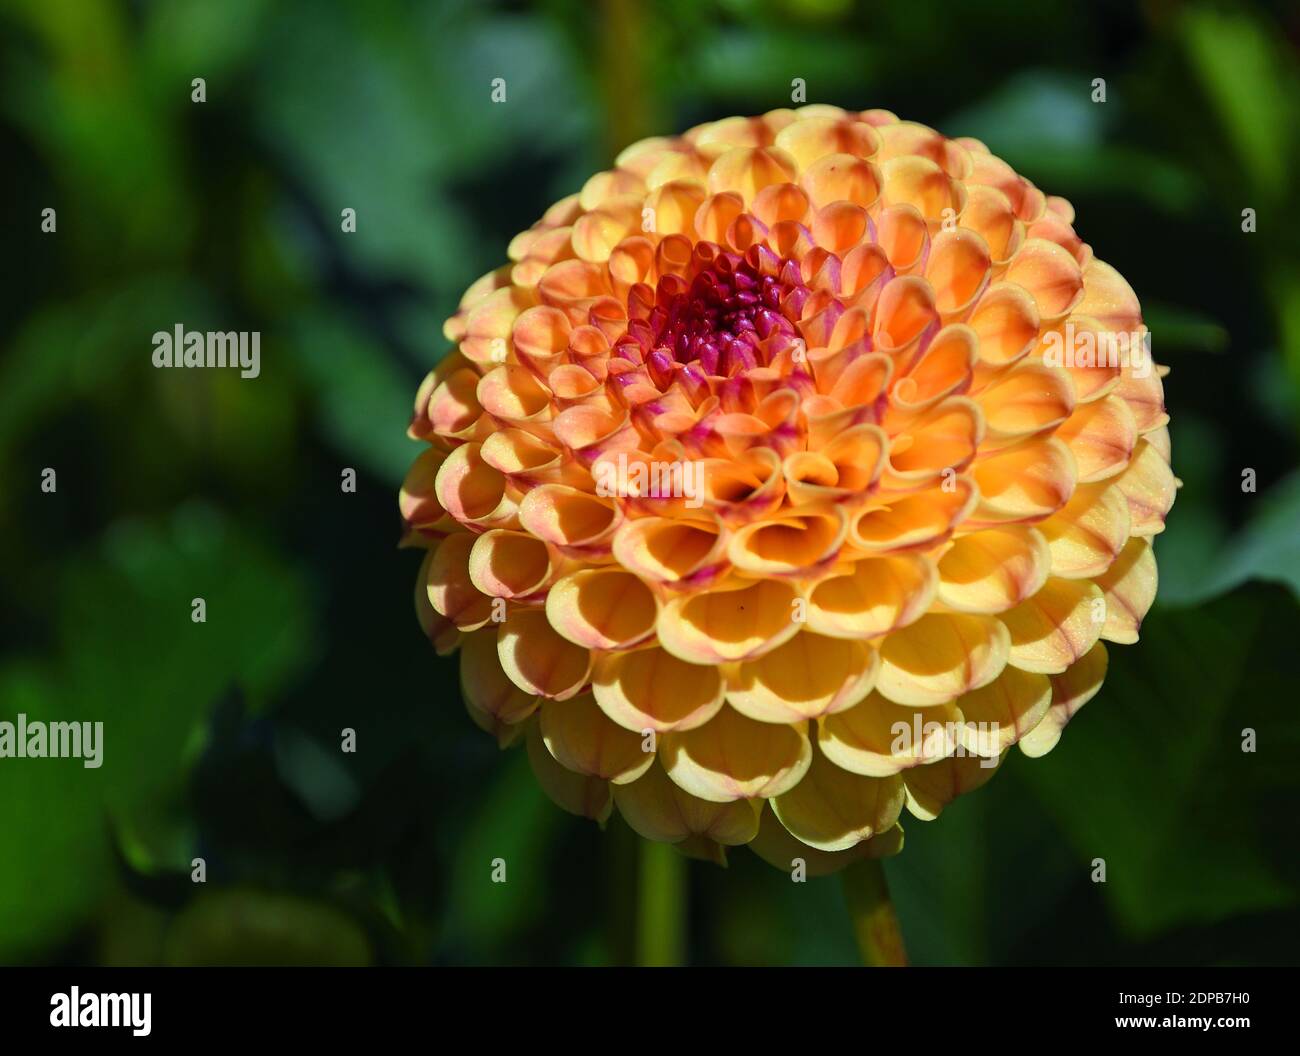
left=948, top=71, right=1107, bottom=155
left=251, top=1, right=594, bottom=294
left=0, top=278, right=217, bottom=451
left=442, top=750, right=559, bottom=958
left=0, top=505, right=314, bottom=957
left=164, top=889, right=372, bottom=966
left=285, top=309, right=420, bottom=485
left=1014, top=587, right=1300, bottom=938
left=1143, top=302, right=1229, bottom=355
left=947, top=73, right=1201, bottom=213
left=1181, top=7, right=1294, bottom=203
left=1162, top=470, right=1300, bottom=606
left=692, top=27, right=871, bottom=103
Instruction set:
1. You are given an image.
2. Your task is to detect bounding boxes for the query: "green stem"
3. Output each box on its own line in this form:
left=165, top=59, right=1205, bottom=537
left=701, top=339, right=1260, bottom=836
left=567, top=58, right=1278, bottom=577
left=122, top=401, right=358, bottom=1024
left=841, top=857, right=908, bottom=967
left=599, top=0, right=652, bottom=155
left=635, top=839, right=686, bottom=966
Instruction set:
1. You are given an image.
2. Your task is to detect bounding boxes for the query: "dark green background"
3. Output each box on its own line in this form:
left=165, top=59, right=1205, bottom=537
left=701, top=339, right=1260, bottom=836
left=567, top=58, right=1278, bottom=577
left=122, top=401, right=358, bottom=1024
left=2, top=0, right=1298, bottom=966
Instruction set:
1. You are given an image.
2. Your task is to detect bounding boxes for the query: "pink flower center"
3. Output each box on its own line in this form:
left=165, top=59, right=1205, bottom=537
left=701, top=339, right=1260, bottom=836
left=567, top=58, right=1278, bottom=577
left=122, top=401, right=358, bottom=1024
left=619, top=245, right=811, bottom=389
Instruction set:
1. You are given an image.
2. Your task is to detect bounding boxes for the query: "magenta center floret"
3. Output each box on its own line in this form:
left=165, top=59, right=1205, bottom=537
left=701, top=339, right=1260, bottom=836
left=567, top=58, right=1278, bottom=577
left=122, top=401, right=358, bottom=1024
left=623, top=248, right=810, bottom=387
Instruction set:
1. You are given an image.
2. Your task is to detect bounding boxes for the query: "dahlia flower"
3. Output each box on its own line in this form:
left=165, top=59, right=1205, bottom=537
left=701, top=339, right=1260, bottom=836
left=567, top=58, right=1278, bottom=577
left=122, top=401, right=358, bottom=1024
left=402, top=106, right=1175, bottom=875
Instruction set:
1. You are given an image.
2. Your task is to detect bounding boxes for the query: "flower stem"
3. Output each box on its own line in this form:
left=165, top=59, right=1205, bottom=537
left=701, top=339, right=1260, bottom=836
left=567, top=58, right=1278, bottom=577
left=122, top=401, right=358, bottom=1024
left=600, top=0, right=653, bottom=155
left=841, top=858, right=909, bottom=967
left=636, top=839, right=686, bottom=966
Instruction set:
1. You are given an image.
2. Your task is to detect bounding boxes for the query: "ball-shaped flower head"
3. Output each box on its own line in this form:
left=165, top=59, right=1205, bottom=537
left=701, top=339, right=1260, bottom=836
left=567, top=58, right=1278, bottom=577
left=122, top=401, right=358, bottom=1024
left=401, top=107, right=1177, bottom=874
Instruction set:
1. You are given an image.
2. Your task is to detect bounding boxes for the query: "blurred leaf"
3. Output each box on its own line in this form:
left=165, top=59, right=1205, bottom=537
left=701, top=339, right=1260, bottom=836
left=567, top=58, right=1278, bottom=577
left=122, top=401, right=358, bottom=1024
left=1162, top=470, right=1300, bottom=606
left=0, top=277, right=217, bottom=451
left=79, top=502, right=314, bottom=718
left=1270, top=269, right=1300, bottom=428
left=1143, top=302, right=1229, bottom=354
left=1025, top=145, right=1201, bottom=214
left=1179, top=7, right=1300, bottom=419
left=286, top=308, right=417, bottom=485
left=1181, top=6, right=1294, bottom=203
left=692, top=27, right=871, bottom=102
left=273, top=725, right=362, bottom=823
left=885, top=809, right=989, bottom=966
left=1246, top=350, right=1298, bottom=437
left=253, top=0, right=594, bottom=295
left=948, top=71, right=1107, bottom=154
left=888, top=764, right=1085, bottom=965
left=442, top=750, right=558, bottom=957
left=1015, top=587, right=1300, bottom=937
left=140, top=0, right=270, bottom=95
left=112, top=787, right=198, bottom=877
left=0, top=505, right=314, bottom=957
left=3, top=0, right=192, bottom=255
left=947, top=72, right=1202, bottom=213
left=1149, top=413, right=1226, bottom=605
left=165, top=889, right=372, bottom=966
left=0, top=663, right=102, bottom=961
left=96, top=891, right=170, bottom=966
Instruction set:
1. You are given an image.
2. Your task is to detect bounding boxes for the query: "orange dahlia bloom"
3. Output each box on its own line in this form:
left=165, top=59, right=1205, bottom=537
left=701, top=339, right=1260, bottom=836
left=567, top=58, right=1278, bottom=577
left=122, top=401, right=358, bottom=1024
left=401, top=107, right=1176, bottom=873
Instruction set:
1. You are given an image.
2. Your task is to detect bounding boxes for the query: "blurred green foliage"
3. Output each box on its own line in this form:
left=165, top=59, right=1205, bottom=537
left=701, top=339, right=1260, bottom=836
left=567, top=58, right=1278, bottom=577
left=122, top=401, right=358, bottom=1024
left=1, top=0, right=1298, bottom=965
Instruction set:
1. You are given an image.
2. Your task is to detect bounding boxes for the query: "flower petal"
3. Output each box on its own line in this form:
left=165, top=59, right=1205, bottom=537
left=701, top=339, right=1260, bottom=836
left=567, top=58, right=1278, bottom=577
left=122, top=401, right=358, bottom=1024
left=969, top=438, right=1076, bottom=525
left=926, top=227, right=991, bottom=317
left=818, top=692, right=962, bottom=776
left=657, top=576, right=803, bottom=664
left=771, top=744, right=905, bottom=852
left=1094, top=536, right=1157, bottom=644
left=976, top=362, right=1074, bottom=441
left=998, top=577, right=1104, bottom=675
left=748, top=804, right=902, bottom=876
left=592, top=645, right=726, bottom=732
left=540, top=692, right=655, bottom=785
left=850, top=479, right=978, bottom=551
left=435, top=443, right=518, bottom=529
left=527, top=720, right=612, bottom=823
left=545, top=568, right=659, bottom=650
left=877, top=613, right=1010, bottom=706
left=427, top=532, right=494, bottom=630
left=1054, top=394, right=1138, bottom=483
left=461, top=629, right=540, bottom=737
left=969, top=282, right=1039, bottom=365
left=1113, top=438, right=1177, bottom=536
left=1036, top=481, right=1130, bottom=579
left=660, top=705, right=812, bottom=801
left=952, top=665, right=1053, bottom=755
left=726, top=506, right=848, bottom=576
left=400, top=447, right=449, bottom=529
left=935, top=526, right=1051, bottom=614
left=613, top=762, right=761, bottom=845
left=468, top=529, right=556, bottom=600
left=518, top=484, right=623, bottom=558
left=611, top=514, right=729, bottom=589
left=807, top=554, right=937, bottom=639
left=726, top=632, right=878, bottom=723
left=902, top=752, right=1003, bottom=820
left=1018, top=642, right=1109, bottom=757
left=497, top=608, right=593, bottom=700
left=1004, top=238, right=1084, bottom=322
